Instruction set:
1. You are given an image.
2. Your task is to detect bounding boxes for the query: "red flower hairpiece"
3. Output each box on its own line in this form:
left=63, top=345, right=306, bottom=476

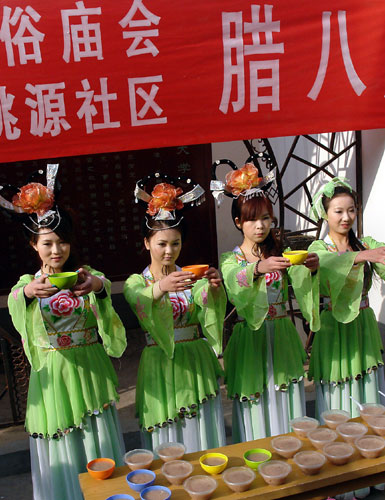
left=147, top=182, right=184, bottom=216
left=12, top=182, right=54, bottom=216
left=225, top=163, right=262, bottom=196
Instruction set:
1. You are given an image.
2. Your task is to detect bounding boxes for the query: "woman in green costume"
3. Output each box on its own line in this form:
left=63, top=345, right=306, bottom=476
left=212, top=161, right=320, bottom=442
left=3, top=166, right=127, bottom=500
left=124, top=173, right=226, bottom=452
left=309, top=178, right=385, bottom=418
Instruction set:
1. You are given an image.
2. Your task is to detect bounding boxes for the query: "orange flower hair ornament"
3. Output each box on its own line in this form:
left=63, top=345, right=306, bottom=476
left=0, top=164, right=61, bottom=233
left=134, top=172, right=205, bottom=223
left=211, top=157, right=275, bottom=206
left=12, top=183, right=54, bottom=216
left=225, top=163, right=262, bottom=196
left=147, top=183, right=184, bottom=216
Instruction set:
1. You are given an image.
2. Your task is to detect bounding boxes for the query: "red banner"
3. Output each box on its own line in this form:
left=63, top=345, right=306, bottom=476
left=0, top=0, right=384, bottom=163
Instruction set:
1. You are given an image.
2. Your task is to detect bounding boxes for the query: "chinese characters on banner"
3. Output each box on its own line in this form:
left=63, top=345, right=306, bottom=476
left=0, top=0, right=384, bottom=163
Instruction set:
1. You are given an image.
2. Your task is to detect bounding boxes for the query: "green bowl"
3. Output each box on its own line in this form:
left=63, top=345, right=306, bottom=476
left=48, top=272, right=78, bottom=290
left=243, top=448, right=272, bottom=470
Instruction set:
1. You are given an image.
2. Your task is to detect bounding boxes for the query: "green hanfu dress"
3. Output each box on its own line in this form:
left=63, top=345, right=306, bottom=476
left=308, top=235, right=385, bottom=420
left=124, top=266, right=226, bottom=453
left=221, top=247, right=320, bottom=442
left=8, top=268, right=127, bottom=500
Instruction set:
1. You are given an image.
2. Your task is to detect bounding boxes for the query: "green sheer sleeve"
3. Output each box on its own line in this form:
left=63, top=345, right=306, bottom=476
left=362, top=236, right=385, bottom=280
left=287, top=264, right=320, bottom=332
left=86, top=267, right=127, bottom=358
left=192, top=280, right=226, bottom=354
left=123, top=273, right=175, bottom=359
left=308, top=239, right=363, bottom=324
left=8, top=275, right=51, bottom=372
left=220, top=251, right=269, bottom=331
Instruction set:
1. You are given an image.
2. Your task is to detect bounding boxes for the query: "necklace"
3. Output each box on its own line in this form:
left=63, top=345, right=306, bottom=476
left=328, top=234, right=351, bottom=253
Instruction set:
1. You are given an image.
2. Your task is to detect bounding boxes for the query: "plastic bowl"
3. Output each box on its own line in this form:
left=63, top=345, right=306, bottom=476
left=124, top=449, right=154, bottom=471
left=271, top=436, right=302, bottom=458
left=366, top=414, right=385, bottom=436
left=293, top=451, right=326, bottom=475
left=222, top=466, right=256, bottom=493
left=307, top=427, right=338, bottom=450
left=154, top=441, right=186, bottom=462
left=243, top=448, right=271, bottom=469
left=105, top=495, right=135, bottom=500
left=126, top=469, right=155, bottom=492
left=323, top=442, right=355, bottom=465
left=140, top=485, right=171, bottom=500
left=258, top=460, right=292, bottom=486
left=183, top=475, right=217, bottom=500
left=48, top=271, right=78, bottom=289
left=182, top=264, right=209, bottom=278
left=289, top=416, right=319, bottom=438
left=321, top=409, right=350, bottom=429
left=360, top=403, right=385, bottom=423
left=87, top=458, right=115, bottom=480
left=336, top=422, right=368, bottom=444
left=199, top=452, right=228, bottom=474
left=162, top=460, right=193, bottom=485
left=282, top=250, right=308, bottom=265
left=355, top=435, right=385, bottom=459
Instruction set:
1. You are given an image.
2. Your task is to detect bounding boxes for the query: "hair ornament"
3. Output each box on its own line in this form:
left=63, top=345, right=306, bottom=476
left=210, top=156, right=275, bottom=207
left=135, top=172, right=205, bottom=223
left=0, top=164, right=61, bottom=233
left=310, top=177, right=353, bottom=221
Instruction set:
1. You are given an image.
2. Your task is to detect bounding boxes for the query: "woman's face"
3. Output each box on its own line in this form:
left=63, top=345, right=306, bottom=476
left=326, top=194, right=357, bottom=235
left=236, top=209, right=272, bottom=245
left=144, top=228, right=182, bottom=267
left=31, top=229, right=70, bottom=274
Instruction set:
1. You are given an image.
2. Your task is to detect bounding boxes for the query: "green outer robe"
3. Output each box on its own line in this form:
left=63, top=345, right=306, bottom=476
left=124, top=272, right=226, bottom=430
left=308, top=236, right=385, bottom=384
left=8, top=268, right=127, bottom=437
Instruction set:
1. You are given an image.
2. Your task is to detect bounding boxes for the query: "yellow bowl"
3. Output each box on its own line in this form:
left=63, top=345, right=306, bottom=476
left=199, top=452, right=228, bottom=474
left=243, top=449, right=271, bottom=470
left=48, top=272, right=78, bottom=289
left=282, top=250, right=308, bottom=265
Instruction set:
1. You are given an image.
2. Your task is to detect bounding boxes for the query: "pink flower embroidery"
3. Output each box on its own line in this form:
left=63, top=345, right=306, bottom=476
left=13, top=288, right=20, bottom=300
left=236, top=269, right=250, bottom=288
left=268, top=304, right=277, bottom=318
left=57, top=335, right=72, bottom=347
left=49, top=292, right=81, bottom=317
left=201, top=289, right=208, bottom=306
left=170, top=294, right=188, bottom=321
left=90, top=304, right=99, bottom=320
left=265, top=271, right=280, bottom=287
left=136, top=297, right=146, bottom=320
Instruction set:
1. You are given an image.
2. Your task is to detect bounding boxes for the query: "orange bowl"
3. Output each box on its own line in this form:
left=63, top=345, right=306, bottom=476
left=182, top=264, right=209, bottom=278
left=87, top=458, right=115, bottom=480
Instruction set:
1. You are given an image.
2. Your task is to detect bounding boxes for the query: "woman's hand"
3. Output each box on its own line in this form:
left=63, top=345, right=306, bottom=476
left=355, top=247, right=385, bottom=265
left=159, top=271, right=197, bottom=293
left=72, top=268, right=103, bottom=296
left=304, top=252, right=319, bottom=272
left=24, top=275, right=57, bottom=299
left=203, top=267, right=222, bottom=288
left=258, top=256, right=291, bottom=274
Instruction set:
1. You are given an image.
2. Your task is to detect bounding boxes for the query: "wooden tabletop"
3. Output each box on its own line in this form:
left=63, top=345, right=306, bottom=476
left=79, top=420, right=385, bottom=500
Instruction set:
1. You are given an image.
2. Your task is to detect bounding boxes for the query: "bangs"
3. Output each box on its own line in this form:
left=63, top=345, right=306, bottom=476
left=238, top=196, right=273, bottom=223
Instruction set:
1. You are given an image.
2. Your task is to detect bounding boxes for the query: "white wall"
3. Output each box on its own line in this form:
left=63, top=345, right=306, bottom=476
left=362, top=129, right=385, bottom=324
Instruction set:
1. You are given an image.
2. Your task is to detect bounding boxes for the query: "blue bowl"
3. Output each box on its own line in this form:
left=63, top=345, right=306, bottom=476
left=126, top=469, right=156, bottom=492
left=106, top=495, right=135, bottom=500
left=140, top=486, right=171, bottom=500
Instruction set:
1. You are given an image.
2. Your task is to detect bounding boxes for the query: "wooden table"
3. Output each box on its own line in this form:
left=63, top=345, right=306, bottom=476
left=79, top=420, right=385, bottom=500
